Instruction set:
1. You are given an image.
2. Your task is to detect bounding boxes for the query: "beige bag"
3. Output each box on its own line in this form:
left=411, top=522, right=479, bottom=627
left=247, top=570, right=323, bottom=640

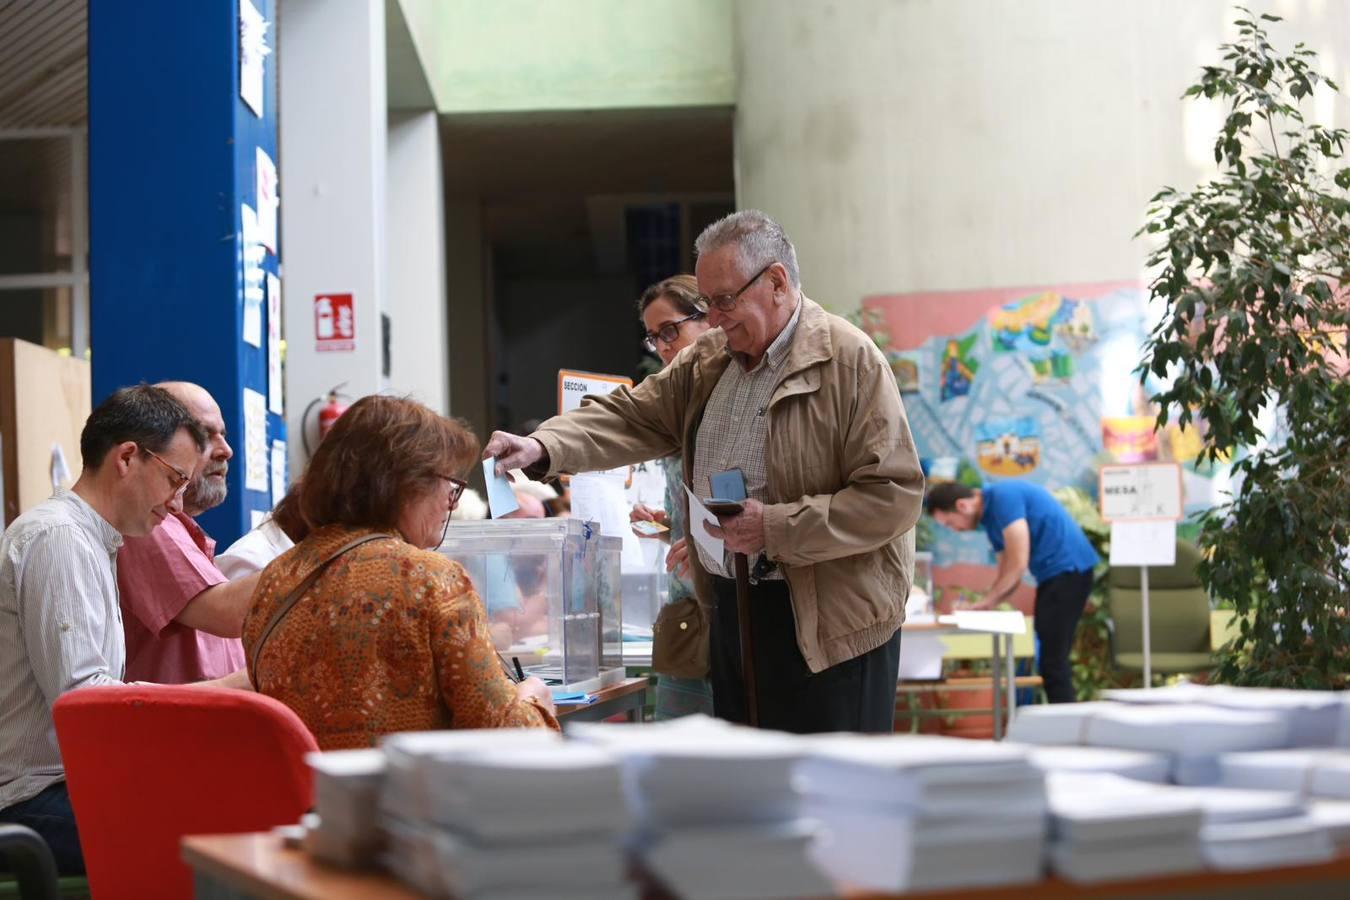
left=651, top=595, right=709, bottom=679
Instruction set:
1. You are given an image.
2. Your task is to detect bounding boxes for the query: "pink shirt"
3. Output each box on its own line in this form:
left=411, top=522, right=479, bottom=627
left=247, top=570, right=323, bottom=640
left=117, top=512, right=245, bottom=683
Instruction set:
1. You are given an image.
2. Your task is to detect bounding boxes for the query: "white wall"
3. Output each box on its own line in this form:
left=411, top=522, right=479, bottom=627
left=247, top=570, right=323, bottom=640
left=279, top=0, right=388, bottom=467
left=733, top=0, right=1350, bottom=312
left=386, top=111, right=449, bottom=414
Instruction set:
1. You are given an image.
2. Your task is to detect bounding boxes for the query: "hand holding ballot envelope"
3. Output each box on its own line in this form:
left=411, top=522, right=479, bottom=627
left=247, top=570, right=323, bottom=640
left=482, top=431, right=547, bottom=476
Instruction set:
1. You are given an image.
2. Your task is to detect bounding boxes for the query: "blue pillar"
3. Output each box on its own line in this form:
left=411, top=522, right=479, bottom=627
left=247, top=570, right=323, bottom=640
left=89, top=0, right=284, bottom=545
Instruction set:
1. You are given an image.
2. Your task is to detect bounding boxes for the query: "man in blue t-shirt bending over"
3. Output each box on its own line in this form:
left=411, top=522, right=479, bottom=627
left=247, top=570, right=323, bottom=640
left=926, top=480, right=1100, bottom=703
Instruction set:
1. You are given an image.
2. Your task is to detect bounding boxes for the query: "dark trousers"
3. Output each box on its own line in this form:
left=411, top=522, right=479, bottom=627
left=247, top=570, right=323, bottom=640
left=1034, top=569, right=1094, bottom=704
left=709, top=576, right=902, bottom=733
left=0, top=781, right=84, bottom=876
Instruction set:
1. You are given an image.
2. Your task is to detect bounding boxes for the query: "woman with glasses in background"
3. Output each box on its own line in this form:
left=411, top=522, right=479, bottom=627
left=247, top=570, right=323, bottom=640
left=242, top=395, right=557, bottom=749
left=630, top=275, right=716, bottom=719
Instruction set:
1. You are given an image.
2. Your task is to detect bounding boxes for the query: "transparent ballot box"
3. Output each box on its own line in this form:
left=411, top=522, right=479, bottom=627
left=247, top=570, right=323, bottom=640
left=437, top=519, right=624, bottom=692
left=907, top=551, right=935, bottom=618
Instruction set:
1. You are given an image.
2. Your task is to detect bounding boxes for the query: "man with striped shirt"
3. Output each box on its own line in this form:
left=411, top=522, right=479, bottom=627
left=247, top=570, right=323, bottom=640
left=0, top=385, right=233, bottom=874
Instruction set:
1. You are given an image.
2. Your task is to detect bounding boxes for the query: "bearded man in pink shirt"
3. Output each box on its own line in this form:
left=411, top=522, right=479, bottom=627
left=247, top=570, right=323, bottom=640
left=116, top=382, right=259, bottom=683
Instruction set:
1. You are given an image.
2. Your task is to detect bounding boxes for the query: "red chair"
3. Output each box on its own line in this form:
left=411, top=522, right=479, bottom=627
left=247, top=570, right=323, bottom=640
left=53, top=686, right=318, bottom=900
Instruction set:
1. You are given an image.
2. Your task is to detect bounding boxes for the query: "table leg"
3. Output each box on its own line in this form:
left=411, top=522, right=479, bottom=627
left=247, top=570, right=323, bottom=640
left=1004, top=634, right=1017, bottom=731
left=991, top=633, right=1003, bottom=741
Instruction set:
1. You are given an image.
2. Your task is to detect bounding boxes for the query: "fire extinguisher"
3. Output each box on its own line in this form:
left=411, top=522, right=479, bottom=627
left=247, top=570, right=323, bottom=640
left=302, top=383, right=352, bottom=456
left=318, top=392, right=347, bottom=439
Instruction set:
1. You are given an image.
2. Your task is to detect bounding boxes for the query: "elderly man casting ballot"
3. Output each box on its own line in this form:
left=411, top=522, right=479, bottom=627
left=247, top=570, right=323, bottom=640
left=485, top=211, right=925, bottom=733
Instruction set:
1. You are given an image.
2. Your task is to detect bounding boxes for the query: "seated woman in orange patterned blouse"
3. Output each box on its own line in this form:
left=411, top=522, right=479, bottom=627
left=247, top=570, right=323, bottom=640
left=242, top=396, right=558, bottom=750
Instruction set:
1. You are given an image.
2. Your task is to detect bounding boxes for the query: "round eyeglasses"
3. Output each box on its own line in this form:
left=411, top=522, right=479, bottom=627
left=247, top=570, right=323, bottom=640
left=642, top=311, right=707, bottom=353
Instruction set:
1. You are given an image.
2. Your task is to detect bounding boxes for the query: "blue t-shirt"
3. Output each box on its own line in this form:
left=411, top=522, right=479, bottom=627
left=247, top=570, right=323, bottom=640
left=980, top=481, right=1099, bottom=583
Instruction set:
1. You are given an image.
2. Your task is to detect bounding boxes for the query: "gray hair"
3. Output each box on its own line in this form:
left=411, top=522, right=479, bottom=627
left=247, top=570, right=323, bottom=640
left=694, top=210, right=800, bottom=289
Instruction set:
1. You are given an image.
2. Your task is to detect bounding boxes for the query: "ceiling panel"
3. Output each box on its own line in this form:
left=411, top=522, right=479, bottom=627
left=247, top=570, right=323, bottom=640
left=0, top=0, right=88, bottom=129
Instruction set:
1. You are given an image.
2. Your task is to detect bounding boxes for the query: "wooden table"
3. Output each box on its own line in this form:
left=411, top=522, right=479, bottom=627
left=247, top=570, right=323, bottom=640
left=183, top=833, right=418, bottom=900
left=845, top=854, right=1350, bottom=899
left=185, top=832, right=1350, bottom=900
left=554, top=675, right=648, bottom=723
left=901, top=618, right=1023, bottom=739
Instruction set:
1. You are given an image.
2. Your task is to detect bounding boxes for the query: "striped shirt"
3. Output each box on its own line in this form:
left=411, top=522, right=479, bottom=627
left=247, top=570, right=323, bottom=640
left=0, top=489, right=125, bottom=810
left=692, top=300, right=803, bottom=578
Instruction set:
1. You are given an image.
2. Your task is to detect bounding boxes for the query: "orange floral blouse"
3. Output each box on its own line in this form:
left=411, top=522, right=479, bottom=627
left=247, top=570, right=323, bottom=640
left=242, top=525, right=558, bottom=750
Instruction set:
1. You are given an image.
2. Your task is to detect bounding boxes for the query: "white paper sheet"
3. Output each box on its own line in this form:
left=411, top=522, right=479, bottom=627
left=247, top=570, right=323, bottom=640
left=270, top=439, right=287, bottom=504
left=242, top=292, right=263, bottom=348
left=240, top=204, right=265, bottom=347
left=266, top=272, right=284, bottom=414
left=947, top=610, right=1027, bottom=634
left=684, top=485, right=724, bottom=565
left=256, top=147, right=278, bottom=253
left=1110, top=520, right=1177, bottom=566
left=243, top=388, right=268, bottom=492
left=238, top=0, right=268, bottom=117
left=571, top=474, right=645, bottom=569
left=897, top=632, right=945, bottom=680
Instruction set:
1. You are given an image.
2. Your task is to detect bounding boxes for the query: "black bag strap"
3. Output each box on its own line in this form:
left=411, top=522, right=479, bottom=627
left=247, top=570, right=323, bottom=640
left=249, top=533, right=394, bottom=686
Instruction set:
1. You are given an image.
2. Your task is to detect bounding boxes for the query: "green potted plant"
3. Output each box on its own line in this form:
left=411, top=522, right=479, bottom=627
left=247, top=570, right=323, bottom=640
left=1137, top=9, right=1349, bottom=689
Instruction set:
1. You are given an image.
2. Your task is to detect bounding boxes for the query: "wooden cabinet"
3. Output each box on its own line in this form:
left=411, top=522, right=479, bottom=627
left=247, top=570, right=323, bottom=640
left=0, top=338, right=90, bottom=526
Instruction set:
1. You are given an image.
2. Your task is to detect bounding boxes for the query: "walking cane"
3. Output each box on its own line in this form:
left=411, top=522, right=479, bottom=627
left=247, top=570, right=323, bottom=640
left=733, top=551, right=759, bottom=727
left=706, top=495, right=759, bottom=727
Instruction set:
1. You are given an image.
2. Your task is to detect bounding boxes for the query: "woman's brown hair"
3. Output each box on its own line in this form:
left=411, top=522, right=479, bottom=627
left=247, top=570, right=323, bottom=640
left=270, top=481, right=308, bottom=543
left=298, top=395, right=481, bottom=531
left=636, top=274, right=707, bottom=319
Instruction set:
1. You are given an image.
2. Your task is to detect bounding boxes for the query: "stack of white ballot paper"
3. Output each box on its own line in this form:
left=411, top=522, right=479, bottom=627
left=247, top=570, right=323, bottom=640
left=1007, top=701, right=1290, bottom=785
left=1045, top=773, right=1205, bottom=883
left=1168, top=784, right=1336, bottom=871
left=1217, top=748, right=1350, bottom=850
left=1216, top=749, right=1350, bottom=796
left=377, top=730, right=637, bottom=900
left=305, top=749, right=388, bottom=867
left=1105, top=684, right=1349, bottom=747
left=1023, top=744, right=1171, bottom=783
left=797, top=734, right=1047, bottom=892
left=570, top=716, right=832, bottom=900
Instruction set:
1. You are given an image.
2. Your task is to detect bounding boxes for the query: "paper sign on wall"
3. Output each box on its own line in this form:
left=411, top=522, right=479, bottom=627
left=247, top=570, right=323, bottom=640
left=255, top=147, right=278, bottom=253
left=270, top=439, right=287, bottom=505
left=238, top=0, right=269, bottom=118
left=315, top=294, right=355, bottom=352
left=266, top=273, right=284, bottom=414
left=240, top=204, right=265, bottom=347
left=1099, top=462, right=1182, bottom=522
left=243, top=388, right=269, bottom=493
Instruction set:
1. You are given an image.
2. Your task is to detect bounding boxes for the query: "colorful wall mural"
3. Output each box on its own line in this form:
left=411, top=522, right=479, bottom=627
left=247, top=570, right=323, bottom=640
left=861, top=281, right=1227, bottom=612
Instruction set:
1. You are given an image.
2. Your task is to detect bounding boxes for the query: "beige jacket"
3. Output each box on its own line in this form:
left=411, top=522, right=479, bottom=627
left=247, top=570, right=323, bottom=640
left=532, top=297, right=925, bottom=673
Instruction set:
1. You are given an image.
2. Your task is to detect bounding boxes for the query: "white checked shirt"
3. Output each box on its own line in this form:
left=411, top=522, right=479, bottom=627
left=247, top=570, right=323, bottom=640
left=0, top=489, right=125, bottom=809
left=692, top=300, right=803, bottom=578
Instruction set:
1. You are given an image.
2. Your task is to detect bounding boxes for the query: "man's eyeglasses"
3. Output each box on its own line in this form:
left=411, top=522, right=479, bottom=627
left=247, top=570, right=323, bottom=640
left=642, top=311, right=707, bottom=353
left=698, top=264, right=773, bottom=313
left=144, top=449, right=191, bottom=493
